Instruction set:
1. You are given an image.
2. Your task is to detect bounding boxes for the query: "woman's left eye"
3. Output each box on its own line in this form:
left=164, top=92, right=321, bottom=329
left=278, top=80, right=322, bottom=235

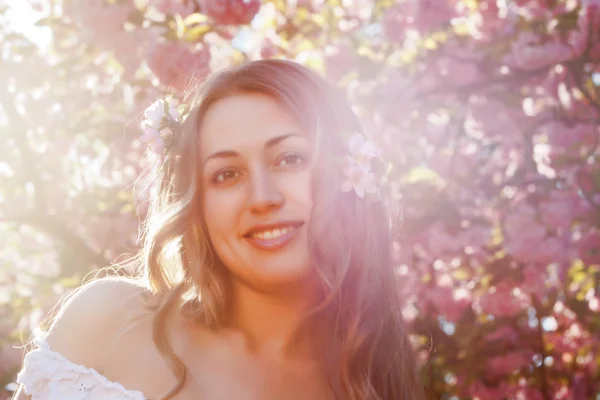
left=277, top=153, right=306, bottom=167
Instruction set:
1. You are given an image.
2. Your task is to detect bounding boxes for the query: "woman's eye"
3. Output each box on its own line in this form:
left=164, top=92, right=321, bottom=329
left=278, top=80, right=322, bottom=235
left=213, top=169, right=240, bottom=184
left=277, top=153, right=306, bottom=167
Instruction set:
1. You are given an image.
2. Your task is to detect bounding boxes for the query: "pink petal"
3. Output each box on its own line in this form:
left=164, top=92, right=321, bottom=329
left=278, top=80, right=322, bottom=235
left=354, top=186, right=365, bottom=198
left=361, top=140, right=382, bottom=157
left=341, top=180, right=353, bottom=192
left=140, top=127, right=161, bottom=142
left=348, top=132, right=365, bottom=153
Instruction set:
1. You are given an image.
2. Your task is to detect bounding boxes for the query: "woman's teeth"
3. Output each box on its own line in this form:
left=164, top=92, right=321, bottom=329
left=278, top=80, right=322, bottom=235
left=251, top=226, right=293, bottom=240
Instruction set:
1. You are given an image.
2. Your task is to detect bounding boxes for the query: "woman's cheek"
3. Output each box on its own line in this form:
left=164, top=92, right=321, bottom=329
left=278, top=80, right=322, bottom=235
left=203, top=189, right=240, bottom=233
left=278, top=170, right=313, bottom=209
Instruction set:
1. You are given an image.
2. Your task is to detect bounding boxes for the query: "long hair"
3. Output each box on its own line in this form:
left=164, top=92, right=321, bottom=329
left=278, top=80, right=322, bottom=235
left=139, top=59, right=424, bottom=400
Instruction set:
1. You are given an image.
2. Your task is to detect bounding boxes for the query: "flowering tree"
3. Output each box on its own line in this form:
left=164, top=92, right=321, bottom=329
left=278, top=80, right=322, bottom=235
left=1, top=0, right=599, bottom=399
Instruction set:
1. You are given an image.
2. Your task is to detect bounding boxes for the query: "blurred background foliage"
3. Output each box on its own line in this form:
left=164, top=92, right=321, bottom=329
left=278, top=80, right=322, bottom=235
left=0, top=0, right=599, bottom=398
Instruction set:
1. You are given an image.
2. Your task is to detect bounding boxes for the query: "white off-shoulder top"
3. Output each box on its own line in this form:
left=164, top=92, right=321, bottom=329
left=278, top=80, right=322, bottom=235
left=16, top=338, right=147, bottom=400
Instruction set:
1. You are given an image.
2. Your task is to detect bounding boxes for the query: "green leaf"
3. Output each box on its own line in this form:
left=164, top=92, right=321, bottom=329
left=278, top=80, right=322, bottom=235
left=186, top=25, right=212, bottom=42
left=183, top=13, right=209, bottom=26
left=452, top=267, right=471, bottom=281
left=265, top=0, right=287, bottom=12
left=402, top=166, right=442, bottom=184
left=173, top=13, right=186, bottom=40
left=34, top=17, right=56, bottom=27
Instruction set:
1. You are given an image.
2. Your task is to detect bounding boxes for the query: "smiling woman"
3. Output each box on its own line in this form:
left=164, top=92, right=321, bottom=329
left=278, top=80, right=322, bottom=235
left=13, top=60, right=425, bottom=400
left=199, top=94, right=315, bottom=292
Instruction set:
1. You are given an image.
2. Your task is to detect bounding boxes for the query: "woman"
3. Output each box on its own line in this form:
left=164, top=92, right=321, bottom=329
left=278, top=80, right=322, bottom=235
left=14, top=60, right=425, bottom=400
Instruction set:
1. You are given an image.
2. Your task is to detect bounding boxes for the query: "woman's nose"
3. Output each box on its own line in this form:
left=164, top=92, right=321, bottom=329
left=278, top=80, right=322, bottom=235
left=247, top=168, right=283, bottom=214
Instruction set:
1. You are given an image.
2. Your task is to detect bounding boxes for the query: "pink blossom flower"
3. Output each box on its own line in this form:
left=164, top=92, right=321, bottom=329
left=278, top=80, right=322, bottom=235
left=435, top=56, right=481, bottom=86
left=569, top=2, right=600, bottom=59
left=463, top=0, right=517, bottom=42
left=382, top=0, right=456, bottom=42
left=63, top=1, right=134, bottom=50
left=507, top=234, right=569, bottom=265
left=142, top=99, right=180, bottom=128
left=522, top=264, right=548, bottom=297
left=487, top=352, right=531, bottom=376
left=139, top=128, right=166, bottom=154
left=114, top=29, right=160, bottom=80
left=199, top=0, right=261, bottom=25
left=503, top=204, right=545, bottom=255
left=541, top=236, right=571, bottom=264
left=347, top=132, right=382, bottom=170
left=382, top=3, right=415, bottom=43
left=546, top=123, right=599, bottom=155
left=589, top=295, right=599, bottom=312
left=461, top=224, right=492, bottom=250
left=259, top=38, right=279, bottom=59
left=146, top=0, right=197, bottom=17
left=413, top=0, right=458, bottom=32
left=28, top=0, right=49, bottom=15
left=421, top=285, right=472, bottom=323
left=514, top=388, right=545, bottom=400
left=512, top=0, right=554, bottom=20
left=501, top=200, right=572, bottom=264
left=147, top=42, right=211, bottom=93
left=572, top=166, right=600, bottom=195
left=341, top=159, right=377, bottom=198
left=554, top=386, right=573, bottom=399
left=427, top=224, right=466, bottom=256
left=62, top=1, right=157, bottom=78
left=466, top=96, right=522, bottom=141
left=504, top=31, right=574, bottom=70
left=538, top=190, right=579, bottom=230
left=479, top=282, right=529, bottom=317
left=139, top=99, right=180, bottom=153
left=470, top=381, right=512, bottom=400
left=485, top=326, right=519, bottom=343
left=546, top=322, right=586, bottom=353
left=324, top=45, right=358, bottom=82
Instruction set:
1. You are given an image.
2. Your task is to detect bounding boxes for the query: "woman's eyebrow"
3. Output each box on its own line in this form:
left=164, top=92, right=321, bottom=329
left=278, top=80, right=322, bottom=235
left=204, top=132, right=303, bottom=166
left=204, top=150, right=239, bottom=165
left=264, top=132, right=302, bottom=149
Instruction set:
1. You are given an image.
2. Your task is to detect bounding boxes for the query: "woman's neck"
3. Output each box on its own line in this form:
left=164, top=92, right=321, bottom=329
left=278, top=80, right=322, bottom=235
left=224, top=277, right=322, bottom=361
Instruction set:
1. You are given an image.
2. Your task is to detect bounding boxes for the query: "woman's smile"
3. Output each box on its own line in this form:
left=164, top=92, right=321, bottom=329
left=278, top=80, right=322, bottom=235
left=243, top=220, right=305, bottom=251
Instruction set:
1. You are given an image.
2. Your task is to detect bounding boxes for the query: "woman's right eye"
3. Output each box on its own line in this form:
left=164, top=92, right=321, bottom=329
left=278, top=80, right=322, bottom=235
left=213, top=169, right=241, bottom=184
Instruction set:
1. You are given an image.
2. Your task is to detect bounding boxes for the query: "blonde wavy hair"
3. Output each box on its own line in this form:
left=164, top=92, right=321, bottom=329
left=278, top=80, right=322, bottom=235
left=129, top=60, right=422, bottom=399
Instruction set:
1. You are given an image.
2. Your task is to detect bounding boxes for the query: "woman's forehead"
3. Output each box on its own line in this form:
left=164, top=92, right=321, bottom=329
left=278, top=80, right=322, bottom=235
left=197, top=93, right=308, bottom=157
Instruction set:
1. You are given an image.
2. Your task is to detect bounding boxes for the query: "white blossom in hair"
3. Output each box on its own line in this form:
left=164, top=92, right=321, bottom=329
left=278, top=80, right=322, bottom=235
left=140, top=98, right=183, bottom=154
left=341, top=132, right=383, bottom=198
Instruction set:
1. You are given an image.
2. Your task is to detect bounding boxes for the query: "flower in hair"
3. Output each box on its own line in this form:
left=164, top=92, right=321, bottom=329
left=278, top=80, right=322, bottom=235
left=140, top=98, right=182, bottom=154
left=341, top=157, right=378, bottom=198
left=341, top=132, right=382, bottom=198
left=347, top=132, right=382, bottom=170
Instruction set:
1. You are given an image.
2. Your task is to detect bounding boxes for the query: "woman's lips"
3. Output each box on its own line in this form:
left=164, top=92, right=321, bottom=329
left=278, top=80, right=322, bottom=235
left=244, top=224, right=302, bottom=251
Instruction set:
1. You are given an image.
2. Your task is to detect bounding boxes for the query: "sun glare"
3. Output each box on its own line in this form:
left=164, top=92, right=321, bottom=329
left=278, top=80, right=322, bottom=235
left=4, top=0, right=52, bottom=49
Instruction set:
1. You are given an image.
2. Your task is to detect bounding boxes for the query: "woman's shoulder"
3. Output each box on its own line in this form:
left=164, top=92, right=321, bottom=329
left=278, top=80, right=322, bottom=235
left=42, top=276, right=154, bottom=370
left=14, top=277, right=155, bottom=399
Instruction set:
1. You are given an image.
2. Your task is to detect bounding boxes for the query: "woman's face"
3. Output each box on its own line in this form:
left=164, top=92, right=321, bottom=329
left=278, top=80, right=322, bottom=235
left=199, top=93, right=314, bottom=292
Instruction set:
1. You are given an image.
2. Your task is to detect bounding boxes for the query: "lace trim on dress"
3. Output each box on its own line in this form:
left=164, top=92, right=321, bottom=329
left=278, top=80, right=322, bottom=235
left=16, top=336, right=147, bottom=400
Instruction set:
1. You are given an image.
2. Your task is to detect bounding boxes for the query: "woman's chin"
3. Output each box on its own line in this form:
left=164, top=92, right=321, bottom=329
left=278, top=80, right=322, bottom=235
left=232, top=261, right=316, bottom=294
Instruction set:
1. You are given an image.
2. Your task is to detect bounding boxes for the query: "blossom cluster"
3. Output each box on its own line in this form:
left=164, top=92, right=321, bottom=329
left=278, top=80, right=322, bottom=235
left=340, top=132, right=383, bottom=198
left=139, top=98, right=182, bottom=154
left=3, top=0, right=600, bottom=399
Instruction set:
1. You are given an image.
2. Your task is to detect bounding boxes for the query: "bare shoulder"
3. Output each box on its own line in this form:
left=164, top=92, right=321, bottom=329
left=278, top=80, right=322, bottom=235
left=43, top=276, right=153, bottom=370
